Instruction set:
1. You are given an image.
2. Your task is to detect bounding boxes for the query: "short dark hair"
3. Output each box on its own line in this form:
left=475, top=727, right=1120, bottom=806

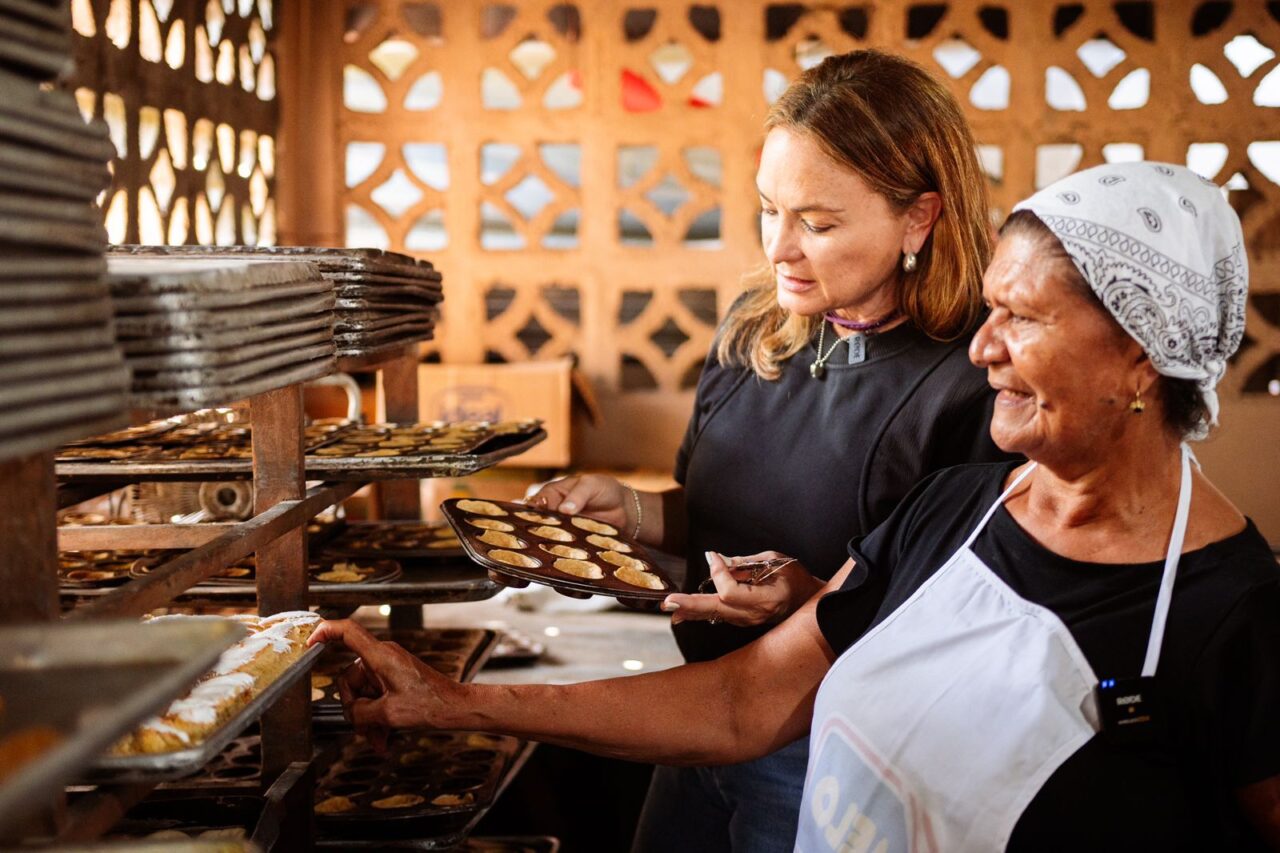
left=1000, top=210, right=1208, bottom=438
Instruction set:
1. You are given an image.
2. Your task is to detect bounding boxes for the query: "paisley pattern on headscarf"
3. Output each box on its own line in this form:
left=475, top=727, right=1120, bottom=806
left=1013, top=161, right=1247, bottom=438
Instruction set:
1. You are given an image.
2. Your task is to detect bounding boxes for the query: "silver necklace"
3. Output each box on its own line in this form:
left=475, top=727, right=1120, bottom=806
left=809, top=322, right=847, bottom=379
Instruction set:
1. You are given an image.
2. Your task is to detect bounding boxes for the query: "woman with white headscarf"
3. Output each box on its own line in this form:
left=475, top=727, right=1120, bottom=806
left=313, top=161, right=1280, bottom=851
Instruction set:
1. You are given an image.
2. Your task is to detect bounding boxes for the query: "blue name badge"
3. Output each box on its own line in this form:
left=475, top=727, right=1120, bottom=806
left=797, top=717, right=916, bottom=853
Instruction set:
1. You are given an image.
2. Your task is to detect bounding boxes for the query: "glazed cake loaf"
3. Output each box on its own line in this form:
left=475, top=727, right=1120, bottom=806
left=113, top=611, right=321, bottom=755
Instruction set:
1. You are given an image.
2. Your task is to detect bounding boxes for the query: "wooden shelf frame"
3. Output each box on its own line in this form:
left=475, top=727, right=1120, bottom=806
left=0, top=345, right=427, bottom=851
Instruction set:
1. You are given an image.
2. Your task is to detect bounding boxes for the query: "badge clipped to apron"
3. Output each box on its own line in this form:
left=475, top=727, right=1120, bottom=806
left=1096, top=675, right=1164, bottom=744
left=1095, top=444, right=1193, bottom=746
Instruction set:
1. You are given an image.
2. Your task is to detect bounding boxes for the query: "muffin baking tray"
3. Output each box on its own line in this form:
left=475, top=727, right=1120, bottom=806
left=310, top=628, right=498, bottom=724
left=313, top=420, right=543, bottom=459
left=85, top=642, right=326, bottom=782
left=441, top=499, right=675, bottom=601
left=57, top=428, right=547, bottom=482
left=129, top=555, right=402, bottom=588
left=313, top=730, right=533, bottom=844
left=0, top=619, right=245, bottom=837
left=461, top=839, right=560, bottom=853
left=326, top=520, right=465, bottom=560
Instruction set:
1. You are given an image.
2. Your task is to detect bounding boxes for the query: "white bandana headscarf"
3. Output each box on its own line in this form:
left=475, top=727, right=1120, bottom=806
left=1013, top=161, right=1248, bottom=438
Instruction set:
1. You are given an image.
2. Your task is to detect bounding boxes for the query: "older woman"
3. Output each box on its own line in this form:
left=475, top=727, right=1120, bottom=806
left=523, top=49, right=1008, bottom=851
left=314, top=164, right=1280, bottom=851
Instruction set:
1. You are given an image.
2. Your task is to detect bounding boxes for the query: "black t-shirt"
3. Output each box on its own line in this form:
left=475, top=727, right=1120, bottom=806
left=817, top=462, right=1280, bottom=851
left=674, top=316, right=1013, bottom=663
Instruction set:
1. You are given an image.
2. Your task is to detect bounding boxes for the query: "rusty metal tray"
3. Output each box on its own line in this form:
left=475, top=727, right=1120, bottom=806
left=0, top=296, right=112, bottom=331
left=84, top=642, right=326, bottom=783
left=0, top=149, right=110, bottom=200
left=114, top=292, right=335, bottom=336
left=0, top=190, right=103, bottom=226
left=123, top=327, right=334, bottom=372
left=61, top=558, right=502, bottom=608
left=334, top=282, right=441, bottom=302
left=441, top=498, right=675, bottom=602
left=1, top=410, right=128, bottom=464
left=0, top=0, right=71, bottom=34
left=113, top=245, right=441, bottom=282
left=312, top=730, right=533, bottom=844
left=335, top=298, right=435, bottom=314
left=0, top=251, right=104, bottom=280
left=0, top=31, right=71, bottom=80
left=336, top=325, right=435, bottom=352
left=0, top=276, right=109, bottom=305
left=0, top=619, right=245, bottom=837
left=335, top=311, right=435, bottom=333
left=130, top=556, right=402, bottom=589
left=56, top=429, right=545, bottom=482
left=131, top=341, right=335, bottom=390
left=128, top=355, right=335, bottom=410
left=0, top=346, right=123, bottom=385
left=0, top=362, right=130, bottom=410
left=106, top=256, right=324, bottom=297
left=0, top=211, right=105, bottom=253
left=0, top=384, right=127, bottom=437
left=112, top=279, right=331, bottom=314
left=0, top=320, right=116, bottom=359
left=119, top=312, right=333, bottom=356
left=311, top=628, right=498, bottom=725
left=325, top=520, right=464, bottom=560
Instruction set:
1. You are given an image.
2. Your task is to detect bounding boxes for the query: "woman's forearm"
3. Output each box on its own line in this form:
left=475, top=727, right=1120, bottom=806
left=644, top=485, right=686, bottom=553
left=436, top=592, right=836, bottom=765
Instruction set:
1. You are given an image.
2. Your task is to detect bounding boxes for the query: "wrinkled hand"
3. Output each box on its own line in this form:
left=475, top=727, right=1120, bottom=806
left=525, top=474, right=631, bottom=533
left=660, top=551, right=823, bottom=628
left=308, top=620, right=464, bottom=752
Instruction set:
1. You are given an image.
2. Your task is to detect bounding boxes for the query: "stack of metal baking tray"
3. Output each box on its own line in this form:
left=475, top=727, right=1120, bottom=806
left=110, top=245, right=443, bottom=360
left=0, top=44, right=129, bottom=461
left=0, top=0, right=73, bottom=81
left=104, top=256, right=337, bottom=410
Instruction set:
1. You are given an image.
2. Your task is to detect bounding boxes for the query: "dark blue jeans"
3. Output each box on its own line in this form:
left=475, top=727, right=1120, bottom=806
left=631, top=737, right=810, bottom=853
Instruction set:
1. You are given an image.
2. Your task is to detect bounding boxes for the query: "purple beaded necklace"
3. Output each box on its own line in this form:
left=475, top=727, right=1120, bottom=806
left=823, top=310, right=900, bottom=332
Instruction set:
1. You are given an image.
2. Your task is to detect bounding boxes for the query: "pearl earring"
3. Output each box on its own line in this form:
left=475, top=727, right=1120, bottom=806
left=902, top=251, right=917, bottom=273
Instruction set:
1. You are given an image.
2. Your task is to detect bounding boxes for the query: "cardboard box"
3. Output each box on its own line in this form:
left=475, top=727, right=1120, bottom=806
left=417, top=358, right=598, bottom=469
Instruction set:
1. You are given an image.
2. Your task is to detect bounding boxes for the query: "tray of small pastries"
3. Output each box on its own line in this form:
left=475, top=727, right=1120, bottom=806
left=56, top=420, right=546, bottom=481
left=57, top=417, right=353, bottom=463
left=325, top=520, right=464, bottom=560
left=440, top=499, right=675, bottom=601
left=312, top=730, right=534, bottom=844
left=130, top=556, right=402, bottom=588
left=310, top=628, right=499, bottom=724
left=86, top=612, right=325, bottom=782
left=0, top=619, right=244, bottom=837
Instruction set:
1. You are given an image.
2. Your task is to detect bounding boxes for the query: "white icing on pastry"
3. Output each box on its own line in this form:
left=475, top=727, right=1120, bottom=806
left=209, top=637, right=274, bottom=675
left=258, top=610, right=319, bottom=627
left=140, top=718, right=192, bottom=743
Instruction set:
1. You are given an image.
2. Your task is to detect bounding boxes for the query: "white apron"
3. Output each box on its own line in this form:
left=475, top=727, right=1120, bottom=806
left=797, top=447, right=1193, bottom=853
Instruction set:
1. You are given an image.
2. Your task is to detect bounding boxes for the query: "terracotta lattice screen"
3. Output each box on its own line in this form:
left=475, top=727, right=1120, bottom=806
left=68, top=0, right=280, bottom=246
left=330, top=0, right=1280, bottom=461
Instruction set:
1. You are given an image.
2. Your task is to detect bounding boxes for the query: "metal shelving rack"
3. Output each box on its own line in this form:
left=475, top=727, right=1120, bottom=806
left=0, top=343, right=543, bottom=850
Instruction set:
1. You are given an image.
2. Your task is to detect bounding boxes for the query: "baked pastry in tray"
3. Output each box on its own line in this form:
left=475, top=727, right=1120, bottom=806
left=325, top=520, right=464, bottom=559
left=310, top=628, right=496, bottom=721
left=440, top=499, right=674, bottom=601
left=110, top=612, right=321, bottom=755
left=128, top=556, right=401, bottom=587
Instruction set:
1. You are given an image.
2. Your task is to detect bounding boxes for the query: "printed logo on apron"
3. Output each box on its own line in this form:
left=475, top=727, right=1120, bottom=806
left=799, top=713, right=934, bottom=853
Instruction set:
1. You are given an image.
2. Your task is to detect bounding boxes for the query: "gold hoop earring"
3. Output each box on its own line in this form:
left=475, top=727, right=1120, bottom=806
left=1130, top=388, right=1145, bottom=414
left=902, top=251, right=917, bottom=273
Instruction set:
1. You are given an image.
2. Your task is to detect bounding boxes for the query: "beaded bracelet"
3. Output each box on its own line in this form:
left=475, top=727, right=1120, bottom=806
left=625, top=484, right=643, bottom=540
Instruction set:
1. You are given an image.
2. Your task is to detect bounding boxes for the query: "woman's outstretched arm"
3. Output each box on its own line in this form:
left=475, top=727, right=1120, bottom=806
left=309, top=563, right=850, bottom=766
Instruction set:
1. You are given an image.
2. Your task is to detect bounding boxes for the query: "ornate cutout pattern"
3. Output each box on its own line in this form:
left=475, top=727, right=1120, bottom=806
left=327, top=0, right=1280, bottom=401
left=72, top=0, right=279, bottom=245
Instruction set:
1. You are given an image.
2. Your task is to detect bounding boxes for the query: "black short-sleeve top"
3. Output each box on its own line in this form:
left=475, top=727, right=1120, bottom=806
left=816, top=462, right=1280, bottom=851
left=674, top=313, right=1014, bottom=664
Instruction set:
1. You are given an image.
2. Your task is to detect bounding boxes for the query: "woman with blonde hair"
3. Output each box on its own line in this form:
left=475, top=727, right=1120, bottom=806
left=523, top=49, right=1010, bottom=850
